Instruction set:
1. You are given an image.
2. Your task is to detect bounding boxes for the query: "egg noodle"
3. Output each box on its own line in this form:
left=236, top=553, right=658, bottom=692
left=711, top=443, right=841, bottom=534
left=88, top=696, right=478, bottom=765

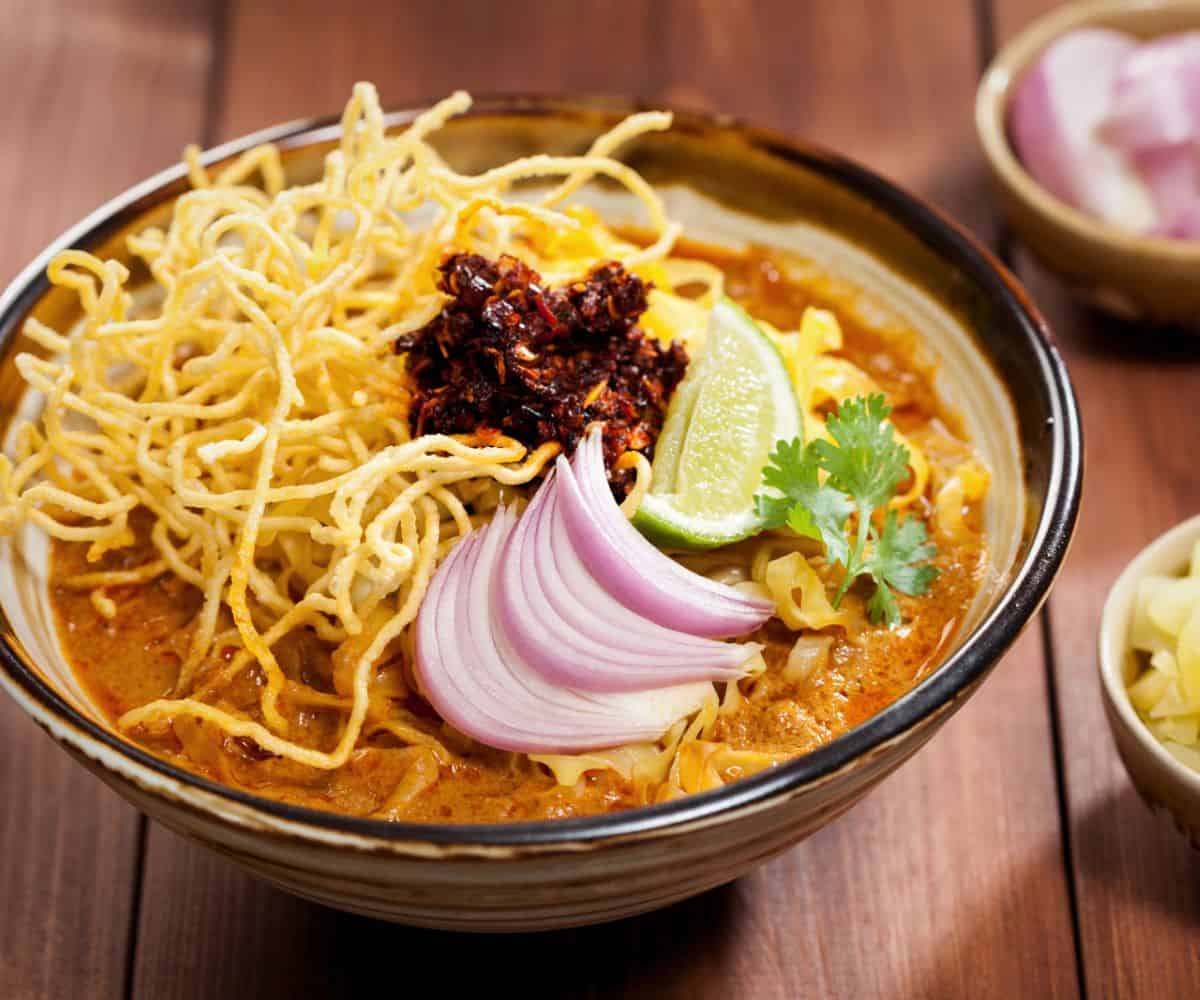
left=0, top=84, right=985, bottom=806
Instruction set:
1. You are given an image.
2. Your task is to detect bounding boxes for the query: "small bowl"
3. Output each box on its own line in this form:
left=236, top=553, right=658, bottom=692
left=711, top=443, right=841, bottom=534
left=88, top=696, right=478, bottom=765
left=0, top=97, right=1083, bottom=930
left=976, top=0, right=1200, bottom=327
left=1100, top=515, right=1200, bottom=850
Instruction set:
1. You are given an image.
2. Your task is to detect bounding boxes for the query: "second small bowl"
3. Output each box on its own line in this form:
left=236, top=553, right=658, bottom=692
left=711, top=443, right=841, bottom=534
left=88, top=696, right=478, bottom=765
left=1100, top=514, right=1200, bottom=851
left=976, top=0, right=1200, bottom=327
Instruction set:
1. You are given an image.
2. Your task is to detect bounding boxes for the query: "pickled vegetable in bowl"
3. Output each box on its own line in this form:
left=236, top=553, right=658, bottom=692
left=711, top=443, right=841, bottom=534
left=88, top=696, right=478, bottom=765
left=1127, top=538, right=1200, bottom=768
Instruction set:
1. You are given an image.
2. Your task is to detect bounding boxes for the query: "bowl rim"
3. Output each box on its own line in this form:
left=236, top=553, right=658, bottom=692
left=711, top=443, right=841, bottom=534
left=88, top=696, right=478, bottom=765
left=0, top=95, right=1084, bottom=849
left=975, top=0, right=1200, bottom=263
left=1099, top=513, right=1200, bottom=798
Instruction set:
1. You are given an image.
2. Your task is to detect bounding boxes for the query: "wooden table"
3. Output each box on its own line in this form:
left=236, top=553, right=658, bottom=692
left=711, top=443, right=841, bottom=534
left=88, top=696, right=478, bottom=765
left=2, top=1, right=1197, bottom=996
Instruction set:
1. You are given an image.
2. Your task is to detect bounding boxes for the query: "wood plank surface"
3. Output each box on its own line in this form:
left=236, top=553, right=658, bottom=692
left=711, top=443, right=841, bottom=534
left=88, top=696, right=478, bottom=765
left=216, top=0, right=999, bottom=243
left=0, top=3, right=213, bottom=998
left=124, top=3, right=1080, bottom=998
left=991, top=2, right=1200, bottom=996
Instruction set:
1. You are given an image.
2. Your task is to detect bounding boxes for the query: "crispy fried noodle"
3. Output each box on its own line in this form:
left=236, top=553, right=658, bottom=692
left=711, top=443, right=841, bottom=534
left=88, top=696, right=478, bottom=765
left=0, top=85, right=698, bottom=772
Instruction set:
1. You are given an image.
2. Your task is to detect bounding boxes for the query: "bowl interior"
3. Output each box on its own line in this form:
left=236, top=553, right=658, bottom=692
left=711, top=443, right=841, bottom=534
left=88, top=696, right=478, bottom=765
left=0, top=101, right=1076, bottom=840
left=977, top=0, right=1200, bottom=262
left=1100, top=515, right=1200, bottom=798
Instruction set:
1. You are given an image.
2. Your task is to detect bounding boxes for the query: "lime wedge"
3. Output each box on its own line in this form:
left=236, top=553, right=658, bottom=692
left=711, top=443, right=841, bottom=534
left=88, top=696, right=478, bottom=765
left=634, top=297, right=802, bottom=550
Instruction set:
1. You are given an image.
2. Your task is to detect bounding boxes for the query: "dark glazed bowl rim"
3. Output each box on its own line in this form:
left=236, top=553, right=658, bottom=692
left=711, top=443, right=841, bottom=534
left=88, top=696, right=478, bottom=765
left=0, top=96, right=1083, bottom=849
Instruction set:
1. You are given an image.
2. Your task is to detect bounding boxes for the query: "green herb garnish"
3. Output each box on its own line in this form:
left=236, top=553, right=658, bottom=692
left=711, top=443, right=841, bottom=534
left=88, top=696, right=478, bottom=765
left=754, top=393, right=938, bottom=627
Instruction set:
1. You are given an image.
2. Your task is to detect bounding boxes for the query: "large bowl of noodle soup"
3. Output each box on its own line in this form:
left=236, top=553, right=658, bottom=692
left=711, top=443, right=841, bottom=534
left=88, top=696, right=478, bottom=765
left=0, top=96, right=1081, bottom=930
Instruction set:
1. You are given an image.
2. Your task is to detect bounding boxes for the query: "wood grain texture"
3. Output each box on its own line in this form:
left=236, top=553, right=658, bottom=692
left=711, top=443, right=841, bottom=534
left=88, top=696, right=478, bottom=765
left=126, top=3, right=1079, bottom=998
left=993, top=0, right=1200, bottom=995
left=0, top=2, right=212, bottom=997
left=214, top=0, right=996, bottom=241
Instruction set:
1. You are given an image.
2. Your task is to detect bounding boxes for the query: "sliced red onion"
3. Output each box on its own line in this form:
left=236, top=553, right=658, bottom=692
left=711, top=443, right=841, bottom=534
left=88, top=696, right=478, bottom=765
left=494, top=467, right=759, bottom=692
left=1102, top=33, right=1200, bottom=152
left=1093, top=36, right=1200, bottom=239
left=1009, top=28, right=1157, bottom=231
left=556, top=429, right=773, bottom=639
left=1161, top=199, right=1200, bottom=239
left=1133, top=145, right=1200, bottom=236
left=414, top=506, right=714, bottom=753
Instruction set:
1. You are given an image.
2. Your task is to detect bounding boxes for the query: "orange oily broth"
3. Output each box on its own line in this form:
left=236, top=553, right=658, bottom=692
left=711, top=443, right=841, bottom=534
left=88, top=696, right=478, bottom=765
left=51, top=245, right=986, bottom=824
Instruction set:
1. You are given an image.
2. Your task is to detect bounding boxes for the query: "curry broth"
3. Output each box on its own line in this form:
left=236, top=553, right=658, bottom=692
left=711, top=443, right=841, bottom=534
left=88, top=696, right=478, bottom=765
left=51, top=246, right=986, bottom=824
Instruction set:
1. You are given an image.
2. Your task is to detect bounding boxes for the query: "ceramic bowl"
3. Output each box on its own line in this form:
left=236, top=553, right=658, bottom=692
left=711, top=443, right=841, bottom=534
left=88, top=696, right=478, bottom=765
left=1100, top=515, right=1200, bottom=850
left=976, top=0, right=1200, bottom=327
left=0, top=97, right=1083, bottom=930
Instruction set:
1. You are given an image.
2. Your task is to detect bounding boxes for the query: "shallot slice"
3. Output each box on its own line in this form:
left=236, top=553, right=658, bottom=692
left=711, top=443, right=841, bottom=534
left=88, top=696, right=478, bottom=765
left=1161, top=200, right=1200, bottom=239
left=1134, top=145, right=1200, bottom=237
left=558, top=429, right=773, bottom=638
left=1099, top=35, right=1200, bottom=237
left=1009, top=27, right=1157, bottom=231
left=414, top=506, right=713, bottom=753
left=494, top=465, right=759, bottom=692
left=1102, top=33, right=1200, bottom=152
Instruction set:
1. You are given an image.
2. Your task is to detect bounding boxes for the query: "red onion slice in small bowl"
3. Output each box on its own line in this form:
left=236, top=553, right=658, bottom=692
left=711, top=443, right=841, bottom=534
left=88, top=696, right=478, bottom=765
left=1102, top=33, right=1200, bottom=153
left=1008, top=27, right=1157, bottom=232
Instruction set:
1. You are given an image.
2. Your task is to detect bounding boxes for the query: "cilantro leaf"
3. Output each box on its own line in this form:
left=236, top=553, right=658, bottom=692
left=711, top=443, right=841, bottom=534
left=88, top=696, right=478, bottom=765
left=755, top=492, right=796, bottom=532
left=861, top=510, right=940, bottom=626
left=868, top=510, right=939, bottom=595
left=813, top=393, right=914, bottom=605
left=755, top=437, right=853, bottom=567
left=810, top=394, right=910, bottom=514
left=866, top=580, right=901, bottom=628
left=753, top=394, right=938, bottom=629
left=755, top=438, right=806, bottom=531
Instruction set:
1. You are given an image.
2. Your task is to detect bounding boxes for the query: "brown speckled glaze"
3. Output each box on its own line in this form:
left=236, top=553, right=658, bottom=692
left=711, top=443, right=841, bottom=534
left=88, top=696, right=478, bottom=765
left=0, top=99, right=1081, bottom=929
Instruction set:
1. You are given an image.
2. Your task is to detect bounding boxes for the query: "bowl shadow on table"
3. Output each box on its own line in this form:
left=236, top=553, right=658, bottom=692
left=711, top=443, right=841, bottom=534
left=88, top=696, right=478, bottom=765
left=338, top=877, right=745, bottom=995
left=1017, top=253, right=1200, bottom=363
left=1063, top=309, right=1200, bottom=363
left=142, top=794, right=1075, bottom=998
left=1071, top=783, right=1200, bottom=922
left=145, top=826, right=744, bottom=997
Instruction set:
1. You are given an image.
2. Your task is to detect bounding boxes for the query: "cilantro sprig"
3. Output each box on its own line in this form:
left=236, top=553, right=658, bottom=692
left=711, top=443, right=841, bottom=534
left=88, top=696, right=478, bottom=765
left=754, top=393, right=938, bottom=627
